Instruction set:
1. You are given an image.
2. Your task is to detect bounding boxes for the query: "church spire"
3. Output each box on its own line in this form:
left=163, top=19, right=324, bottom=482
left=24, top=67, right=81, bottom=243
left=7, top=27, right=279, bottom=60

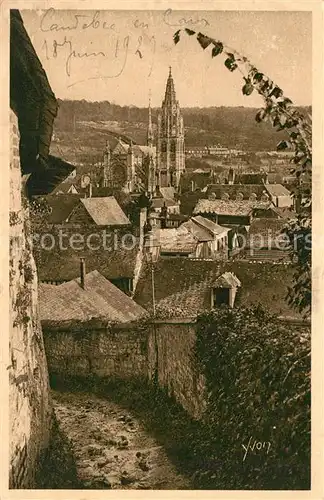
left=164, top=66, right=176, bottom=106
left=147, top=91, right=154, bottom=147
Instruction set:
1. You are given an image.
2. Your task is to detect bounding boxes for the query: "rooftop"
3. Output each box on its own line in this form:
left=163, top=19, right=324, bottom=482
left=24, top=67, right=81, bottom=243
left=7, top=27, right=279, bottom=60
left=194, top=199, right=258, bottom=216
left=35, top=227, right=140, bottom=282
left=155, top=227, right=197, bottom=254
left=182, top=216, right=229, bottom=242
left=265, top=184, right=292, bottom=197
left=39, top=270, right=146, bottom=323
left=134, top=259, right=302, bottom=319
left=32, top=194, right=82, bottom=224
left=76, top=197, right=131, bottom=226
left=206, top=184, right=267, bottom=200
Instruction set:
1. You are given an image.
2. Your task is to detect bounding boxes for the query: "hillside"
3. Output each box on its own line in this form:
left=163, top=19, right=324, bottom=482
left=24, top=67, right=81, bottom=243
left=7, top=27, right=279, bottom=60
left=51, top=99, right=311, bottom=164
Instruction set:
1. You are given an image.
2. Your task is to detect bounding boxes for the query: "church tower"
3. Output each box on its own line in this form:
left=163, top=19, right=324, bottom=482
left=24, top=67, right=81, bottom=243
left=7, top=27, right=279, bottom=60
left=147, top=94, right=154, bottom=148
left=102, top=140, right=111, bottom=187
left=156, top=67, right=185, bottom=189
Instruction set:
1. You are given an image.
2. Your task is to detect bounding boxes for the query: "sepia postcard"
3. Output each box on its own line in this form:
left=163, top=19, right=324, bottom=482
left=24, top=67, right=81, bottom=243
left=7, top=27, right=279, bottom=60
left=0, top=0, right=323, bottom=499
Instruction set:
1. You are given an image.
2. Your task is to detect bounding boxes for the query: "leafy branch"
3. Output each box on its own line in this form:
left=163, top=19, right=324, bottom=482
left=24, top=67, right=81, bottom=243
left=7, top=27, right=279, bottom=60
left=174, top=28, right=312, bottom=315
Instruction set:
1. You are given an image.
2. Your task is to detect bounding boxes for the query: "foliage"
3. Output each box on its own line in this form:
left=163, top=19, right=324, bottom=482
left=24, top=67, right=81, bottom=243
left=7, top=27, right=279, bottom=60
left=191, top=306, right=310, bottom=489
left=174, top=28, right=312, bottom=315
left=53, top=99, right=311, bottom=154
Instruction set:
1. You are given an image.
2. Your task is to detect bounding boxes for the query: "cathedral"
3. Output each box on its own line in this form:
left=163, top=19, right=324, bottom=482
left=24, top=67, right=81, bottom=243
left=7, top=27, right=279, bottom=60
left=99, top=68, right=185, bottom=195
left=156, top=67, right=185, bottom=189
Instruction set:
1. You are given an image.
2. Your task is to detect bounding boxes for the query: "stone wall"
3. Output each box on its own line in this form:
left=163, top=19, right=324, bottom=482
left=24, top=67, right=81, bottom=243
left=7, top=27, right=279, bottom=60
left=9, top=109, right=52, bottom=488
left=43, top=321, right=148, bottom=380
left=149, top=320, right=207, bottom=419
left=43, top=318, right=207, bottom=420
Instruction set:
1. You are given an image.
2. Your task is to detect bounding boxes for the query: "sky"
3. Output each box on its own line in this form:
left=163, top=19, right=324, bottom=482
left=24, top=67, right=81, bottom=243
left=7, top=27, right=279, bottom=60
left=21, top=9, right=312, bottom=108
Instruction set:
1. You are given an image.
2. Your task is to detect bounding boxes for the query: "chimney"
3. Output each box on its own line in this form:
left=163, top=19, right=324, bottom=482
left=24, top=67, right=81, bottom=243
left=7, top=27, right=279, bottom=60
left=80, top=258, right=86, bottom=289
left=89, top=181, right=92, bottom=198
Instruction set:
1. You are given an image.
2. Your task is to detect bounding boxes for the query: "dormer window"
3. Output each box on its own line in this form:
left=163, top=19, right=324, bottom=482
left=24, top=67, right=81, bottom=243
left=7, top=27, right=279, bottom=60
left=210, top=272, right=241, bottom=309
left=236, top=192, right=244, bottom=201
left=221, top=192, right=230, bottom=201
left=249, top=193, right=257, bottom=202
left=261, top=192, right=269, bottom=202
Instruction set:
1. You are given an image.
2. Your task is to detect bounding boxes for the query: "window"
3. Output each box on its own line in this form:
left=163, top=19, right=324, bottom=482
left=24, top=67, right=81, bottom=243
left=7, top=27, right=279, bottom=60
left=161, top=142, right=167, bottom=153
left=214, top=288, right=230, bottom=306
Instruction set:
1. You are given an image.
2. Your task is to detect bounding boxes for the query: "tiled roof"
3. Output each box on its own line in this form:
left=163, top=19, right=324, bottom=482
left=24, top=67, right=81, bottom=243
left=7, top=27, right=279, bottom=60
left=156, top=227, right=197, bottom=254
left=213, top=272, right=241, bottom=288
left=134, top=259, right=302, bottom=319
left=33, top=194, right=82, bottom=224
left=39, top=270, right=146, bottom=323
left=192, top=216, right=230, bottom=236
left=36, top=229, right=140, bottom=281
left=181, top=216, right=229, bottom=242
left=265, top=184, right=292, bottom=197
left=206, top=184, right=266, bottom=200
left=78, top=197, right=131, bottom=226
left=193, top=199, right=256, bottom=216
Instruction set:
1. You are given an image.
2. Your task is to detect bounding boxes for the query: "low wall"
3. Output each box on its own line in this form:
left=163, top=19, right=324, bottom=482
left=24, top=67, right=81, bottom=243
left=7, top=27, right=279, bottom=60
left=42, top=318, right=207, bottom=420
left=149, top=320, right=207, bottom=419
left=43, top=320, right=148, bottom=379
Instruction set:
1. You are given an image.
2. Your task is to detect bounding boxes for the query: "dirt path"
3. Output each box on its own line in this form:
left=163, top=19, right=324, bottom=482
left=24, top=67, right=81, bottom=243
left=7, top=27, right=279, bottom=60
left=52, top=390, right=191, bottom=490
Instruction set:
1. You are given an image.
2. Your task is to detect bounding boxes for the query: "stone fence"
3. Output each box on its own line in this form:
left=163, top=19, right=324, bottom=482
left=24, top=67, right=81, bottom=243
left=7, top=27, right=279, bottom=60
left=42, top=318, right=207, bottom=420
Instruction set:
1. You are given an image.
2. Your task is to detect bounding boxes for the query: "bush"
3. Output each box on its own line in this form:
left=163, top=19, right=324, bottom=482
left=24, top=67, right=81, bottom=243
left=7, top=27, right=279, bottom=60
left=192, top=305, right=310, bottom=489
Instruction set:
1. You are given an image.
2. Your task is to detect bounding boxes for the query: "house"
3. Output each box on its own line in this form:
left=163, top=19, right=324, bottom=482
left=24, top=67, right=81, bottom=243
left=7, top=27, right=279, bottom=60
left=39, top=268, right=146, bottom=323
left=148, top=212, right=187, bottom=229
left=164, top=213, right=188, bottom=228
left=243, top=218, right=290, bottom=262
left=193, top=199, right=258, bottom=226
left=181, top=215, right=231, bottom=259
left=185, top=146, right=209, bottom=157
left=264, top=184, right=294, bottom=208
left=205, top=183, right=267, bottom=200
left=179, top=171, right=211, bottom=193
left=36, top=230, right=140, bottom=295
left=153, top=216, right=232, bottom=260
left=150, top=197, right=180, bottom=214
left=155, top=227, right=198, bottom=258
left=234, top=172, right=268, bottom=184
left=67, top=196, right=131, bottom=227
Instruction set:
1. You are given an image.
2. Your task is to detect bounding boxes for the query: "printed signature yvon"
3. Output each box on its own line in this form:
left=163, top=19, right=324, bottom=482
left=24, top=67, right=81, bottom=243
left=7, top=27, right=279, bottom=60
left=242, top=436, right=271, bottom=462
